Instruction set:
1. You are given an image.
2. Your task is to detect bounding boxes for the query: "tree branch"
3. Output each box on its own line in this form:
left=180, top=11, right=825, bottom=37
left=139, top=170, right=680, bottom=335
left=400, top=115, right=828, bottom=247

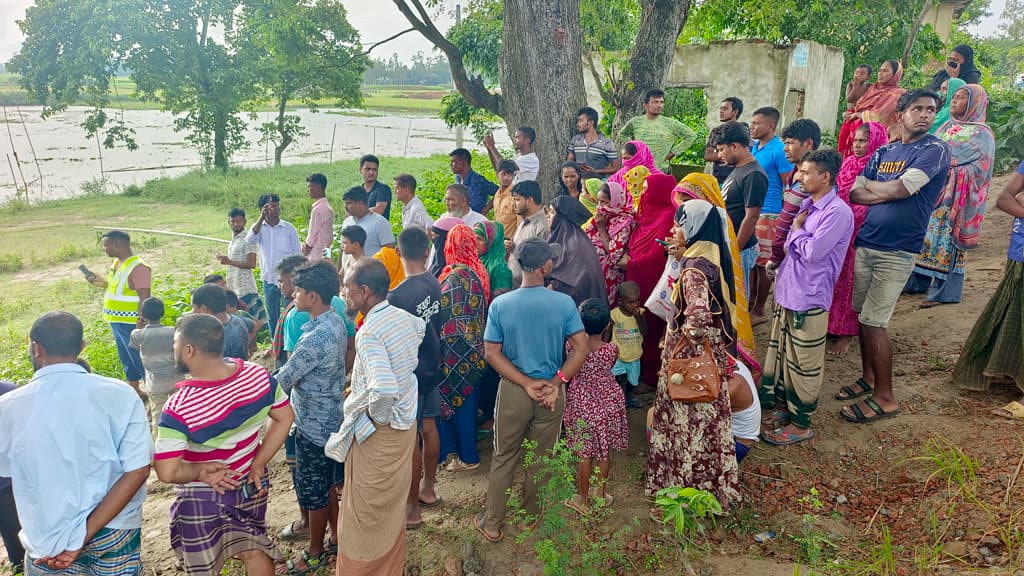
left=902, top=0, right=936, bottom=68
left=336, top=27, right=417, bottom=69
left=392, top=0, right=502, bottom=117
left=584, top=52, right=613, bottom=104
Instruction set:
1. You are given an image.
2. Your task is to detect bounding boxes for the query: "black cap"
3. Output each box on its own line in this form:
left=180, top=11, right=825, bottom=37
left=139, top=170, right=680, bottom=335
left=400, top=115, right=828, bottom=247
left=515, top=237, right=563, bottom=270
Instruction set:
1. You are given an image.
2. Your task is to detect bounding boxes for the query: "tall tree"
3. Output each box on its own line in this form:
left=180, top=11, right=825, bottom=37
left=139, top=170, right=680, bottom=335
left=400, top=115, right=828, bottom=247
left=242, top=0, right=369, bottom=166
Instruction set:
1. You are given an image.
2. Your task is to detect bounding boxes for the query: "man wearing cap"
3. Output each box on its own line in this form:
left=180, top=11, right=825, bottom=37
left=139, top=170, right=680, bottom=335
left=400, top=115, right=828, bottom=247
left=473, top=237, right=588, bottom=543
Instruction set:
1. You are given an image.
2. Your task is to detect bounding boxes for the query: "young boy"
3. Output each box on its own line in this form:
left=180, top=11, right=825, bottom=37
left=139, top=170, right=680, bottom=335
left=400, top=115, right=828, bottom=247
left=225, top=289, right=261, bottom=353
left=609, top=281, right=647, bottom=409
left=129, top=297, right=179, bottom=434
left=492, top=159, right=519, bottom=240
left=338, top=225, right=367, bottom=288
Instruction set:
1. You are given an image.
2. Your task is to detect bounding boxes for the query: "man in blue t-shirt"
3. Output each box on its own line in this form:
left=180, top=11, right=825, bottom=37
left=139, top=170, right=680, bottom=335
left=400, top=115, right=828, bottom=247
left=839, top=89, right=951, bottom=425
left=475, top=238, right=587, bottom=543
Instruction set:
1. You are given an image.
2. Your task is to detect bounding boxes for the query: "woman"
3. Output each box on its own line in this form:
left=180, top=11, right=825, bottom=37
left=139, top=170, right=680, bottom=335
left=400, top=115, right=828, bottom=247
left=436, top=224, right=489, bottom=472
left=585, top=181, right=635, bottom=306
left=608, top=141, right=661, bottom=193
left=429, top=215, right=464, bottom=278
left=829, top=122, right=889, bottom=358
left=624, top=166, right=652, bottom=212
left=673, top=173, right=759, bottom=376
left=930, top=77, right=967, bottom=134
left=646, top=199, right=740, bottom=510
left=952, top=160, right=1024, bottom=420
left=547, top=195, right=608, bottom=305
left=928, top=44, right=982, bottom=91
left=838, top=60, right=905, bottom=158
left=373, top=246, right=405, bottom=290
left=906, top=84, right=994, bottom=307
left=626, top=172, right=679, bottom=386
left=473, top=221, right=513, bottom=297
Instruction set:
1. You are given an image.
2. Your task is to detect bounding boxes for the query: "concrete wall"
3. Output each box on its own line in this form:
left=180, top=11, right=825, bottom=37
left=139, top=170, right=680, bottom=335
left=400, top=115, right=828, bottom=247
left=583, top=39, right=846, bottom=137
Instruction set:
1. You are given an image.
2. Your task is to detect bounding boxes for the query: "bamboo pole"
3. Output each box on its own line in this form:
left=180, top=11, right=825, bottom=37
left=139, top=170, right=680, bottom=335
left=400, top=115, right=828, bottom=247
left=93, top=225, right=230, bottom=244
left=2, top=104, right=29, bottom=201
left=15, top=105, right=43, bottom=201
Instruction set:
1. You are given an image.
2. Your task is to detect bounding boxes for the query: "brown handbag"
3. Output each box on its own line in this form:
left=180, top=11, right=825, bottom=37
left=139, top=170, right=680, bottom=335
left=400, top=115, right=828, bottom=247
left=664, top=333, right=721, bottom=403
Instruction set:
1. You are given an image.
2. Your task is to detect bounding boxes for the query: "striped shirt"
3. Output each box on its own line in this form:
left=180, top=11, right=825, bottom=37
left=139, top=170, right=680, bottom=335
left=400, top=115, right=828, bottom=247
left=771, top=173, right=806, bottom=265
left=325, top=301, right=424, bottom=463
left=155, top=360, right=289, bottom=484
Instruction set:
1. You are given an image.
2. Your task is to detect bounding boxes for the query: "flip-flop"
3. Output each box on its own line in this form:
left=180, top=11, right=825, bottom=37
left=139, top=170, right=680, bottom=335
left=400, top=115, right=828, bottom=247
left=761, top=409, right=792, bottom=428
left=840, top=397, right=900, bottom=424
left=563, top=497, right=589, bottom=515
left=276, top=550, right=325, bottom=576
left=473, top=512, right=504, bottom=543
left=834, top=378, right=873, bottom=401
left=418, top=496, right=443, bottom=508
left=406, top=520, right=422, bottom=531
left=761, top=427, right=815, bottom=446
left=991, top=400, right=1024, bottom=421
left=919, top=300, right=949, bottom=309
left=278, top=521, right=310, bottom=542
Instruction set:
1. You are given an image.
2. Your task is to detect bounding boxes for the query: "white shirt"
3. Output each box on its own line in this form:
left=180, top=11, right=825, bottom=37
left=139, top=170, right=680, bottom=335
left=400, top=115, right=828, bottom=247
left=342, top=212, right=395, bottom=257
left=443, top=209, right=487, bottom=228
left=246, top=220, right=302, bottom=285
left=731, top=361, right=761, bottom=442
left=513, top=152, right=540, bottom=184
left=401, top=196, right=435, bottom=231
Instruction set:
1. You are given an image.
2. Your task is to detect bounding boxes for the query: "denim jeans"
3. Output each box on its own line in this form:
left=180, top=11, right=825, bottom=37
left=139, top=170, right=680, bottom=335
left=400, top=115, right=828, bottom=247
left=263, top=281, right=283, bottom=336
left=740, top=245, right=759, bottom=301
left=110, top=322, right=144, bottom=382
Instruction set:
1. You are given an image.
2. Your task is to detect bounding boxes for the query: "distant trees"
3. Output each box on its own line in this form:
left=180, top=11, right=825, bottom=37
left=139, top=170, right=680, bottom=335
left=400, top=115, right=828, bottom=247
left=363, top=52, right=453, bottom=86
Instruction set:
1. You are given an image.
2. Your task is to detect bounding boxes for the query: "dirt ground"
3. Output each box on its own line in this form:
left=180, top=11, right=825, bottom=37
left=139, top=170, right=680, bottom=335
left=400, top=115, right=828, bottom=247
left=5, top=175, right=1023, bottom=575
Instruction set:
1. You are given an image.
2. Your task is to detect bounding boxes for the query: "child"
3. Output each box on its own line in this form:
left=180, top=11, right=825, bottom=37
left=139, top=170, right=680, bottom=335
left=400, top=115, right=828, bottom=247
left=609, top=281, right=647, bottom=409
left=492, top=159, right=519, bottom=240
left=845, top=64, right=873, bottom=111
left=225, top=289, right=261, bottom=353
left=338, top=225, right=367, bottom=288
left=563, top=298, right=628, bottom=515
left=728, top=358, right=760, bottom=463
left=128, top=297, right=179, bottom=436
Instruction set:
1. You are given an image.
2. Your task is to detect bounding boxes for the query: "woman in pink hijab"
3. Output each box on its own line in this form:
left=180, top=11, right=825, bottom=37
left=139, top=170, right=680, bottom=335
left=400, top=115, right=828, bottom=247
left=608, top=141, right=662, bottom=201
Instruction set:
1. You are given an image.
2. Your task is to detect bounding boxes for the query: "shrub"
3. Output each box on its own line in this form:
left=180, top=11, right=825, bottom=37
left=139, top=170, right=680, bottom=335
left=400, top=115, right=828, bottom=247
left=987, top=88, right=1024, bottom=172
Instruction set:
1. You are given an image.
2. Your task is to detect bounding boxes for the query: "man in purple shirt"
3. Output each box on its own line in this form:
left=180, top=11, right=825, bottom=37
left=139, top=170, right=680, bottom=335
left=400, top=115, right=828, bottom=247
left=0, top=381, right=24, bottom=574
left=759, top=150, right=853, bottom=446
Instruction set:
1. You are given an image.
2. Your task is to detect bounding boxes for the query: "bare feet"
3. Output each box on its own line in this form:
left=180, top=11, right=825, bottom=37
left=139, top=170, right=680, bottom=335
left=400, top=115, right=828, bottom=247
left=828, top=336, right=853, bottom=357
left=919, top=300, right=949, bottom=309
left=405, top=504, right=423, bottom=528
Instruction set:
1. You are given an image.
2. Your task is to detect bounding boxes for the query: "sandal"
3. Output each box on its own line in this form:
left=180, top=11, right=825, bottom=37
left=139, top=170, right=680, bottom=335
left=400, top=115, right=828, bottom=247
left=418, top=495, right=443, bottom=508
left=278, top=521, right=310, bottom=542
left=991, top=400, right=1024, bottom=421
left=919, top=300, right=949, bottom=309
left=761, top=409, right=791, bottom=428
left=627, top=396, right=645, bottom=409
left=834, top=378, right=873, bottom=401
left=761, top=427, right=815, bottom=446
left=447, top=458, right=480, bottom=472
left=473, top=511, right=504, bottom=543
left=840, top=397, right=900, bottom=424
left=564, top=497, right=589, bottom=515
left=277, top=550, right=325, bottom=576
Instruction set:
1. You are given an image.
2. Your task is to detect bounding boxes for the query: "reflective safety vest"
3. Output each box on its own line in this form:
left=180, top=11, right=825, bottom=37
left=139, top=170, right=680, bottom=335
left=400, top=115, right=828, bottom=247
left=103, top=255, right=144, bottom=324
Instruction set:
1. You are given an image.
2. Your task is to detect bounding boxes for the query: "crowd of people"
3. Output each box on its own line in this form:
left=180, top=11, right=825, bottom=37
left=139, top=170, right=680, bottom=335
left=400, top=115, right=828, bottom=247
left=1, top=45, right=1021, bottom=576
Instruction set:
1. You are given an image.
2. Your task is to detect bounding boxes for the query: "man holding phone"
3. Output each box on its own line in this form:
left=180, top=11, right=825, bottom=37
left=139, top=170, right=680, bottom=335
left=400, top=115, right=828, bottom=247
left=155, top=314, right=293, bottom=576
left=567, top=107, right=620, bottom=179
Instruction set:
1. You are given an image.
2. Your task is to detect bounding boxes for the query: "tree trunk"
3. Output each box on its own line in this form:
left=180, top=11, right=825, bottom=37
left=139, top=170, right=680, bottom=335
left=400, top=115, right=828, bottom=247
left=902, top=0, right=936, bottom=69
left=500, top=0, right=585, bottom=202
left=611, top=0, right=693, bottom=133
left=274, top=93, right=290, bottom=167
left=214, top=111, right=228, bottom=172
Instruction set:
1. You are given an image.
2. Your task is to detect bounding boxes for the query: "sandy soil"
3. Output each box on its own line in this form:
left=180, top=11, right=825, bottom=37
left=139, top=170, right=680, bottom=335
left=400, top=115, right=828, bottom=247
left=4, top=175, right=1023, bottom=575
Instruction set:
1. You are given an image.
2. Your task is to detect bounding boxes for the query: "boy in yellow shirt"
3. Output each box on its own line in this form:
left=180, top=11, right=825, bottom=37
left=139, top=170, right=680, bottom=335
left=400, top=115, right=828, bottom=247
left=609, top=281, right=647, bottom=408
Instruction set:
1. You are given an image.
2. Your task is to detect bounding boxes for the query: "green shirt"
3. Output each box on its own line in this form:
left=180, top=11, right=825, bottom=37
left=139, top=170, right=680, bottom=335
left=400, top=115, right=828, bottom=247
left=618, top=115, right=697, bottom=170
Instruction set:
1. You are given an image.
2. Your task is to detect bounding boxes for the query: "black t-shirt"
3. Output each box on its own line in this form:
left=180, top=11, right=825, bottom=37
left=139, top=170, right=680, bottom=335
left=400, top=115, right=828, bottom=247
left=387, top=273, right=442, bottom=393
left=721, top=160, right=768, bottom=250
left=349, top=181, right=393, bottom=220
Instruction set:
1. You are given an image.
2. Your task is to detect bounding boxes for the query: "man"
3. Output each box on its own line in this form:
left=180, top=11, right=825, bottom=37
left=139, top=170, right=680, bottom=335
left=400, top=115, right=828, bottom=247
left=839, top=89, right=951, bottom=424
left=618, top=88, right=698, bottom=171
left=506, top=180, right=550, bottom=287
left=190, top=283, right=250, bottom=360
left=0, top=381, right=25, bottom=575
left=759, top=150, right=853, bottom=446
left=219, top=208, right=269, bottom=332
left=338, top=225, right=368, bottom=288
left=567, top=106, right=620, bottom=179
left=484, top=126, right=539, bottom=185
left=129, top=297, right=179, bottom=436
left=247, top=193, right=302, bottom=335
left=450, top=148, right=498, bottom=215
left=0, top=312, right=151, bottom=574
left=442, top=183, right=488, bottom=228
left=274, top=261, right=347, bottom=572
left=474, top=238, right=587, bottom=543
left=83, top=229, right=150, bottom=399
left=716, top=121, right=768, bottom=297
left=704, top=97, right=743, bottom=184
left=303, top=173, right=334, bottom=261
left=769, top=119, right=822, bottom=269
left=328, top=259, right=425, bottom=574
left=155, top=314, right=292, bottom=576
left=492, top=160, right=520, bottom=240
left=394, top=173, right=434, bottom=231
left=348, top=154, right=392, bottom=220
left=387, top=228, right=443, bottom=530
left=339, top=187, right=395, bottom=259
left=748, top=107, right=795, bottom=325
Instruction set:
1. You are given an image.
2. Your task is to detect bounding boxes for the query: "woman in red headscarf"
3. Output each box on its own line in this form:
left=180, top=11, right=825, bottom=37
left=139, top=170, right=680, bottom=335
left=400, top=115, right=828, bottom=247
left=625, top=172, right=679, bottom=389
left=837, top=60, right=905, bottom=158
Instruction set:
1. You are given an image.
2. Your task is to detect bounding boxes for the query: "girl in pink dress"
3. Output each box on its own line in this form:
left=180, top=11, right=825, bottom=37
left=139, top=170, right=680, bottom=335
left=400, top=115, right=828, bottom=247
left=563, top=298, right=629, bottom=515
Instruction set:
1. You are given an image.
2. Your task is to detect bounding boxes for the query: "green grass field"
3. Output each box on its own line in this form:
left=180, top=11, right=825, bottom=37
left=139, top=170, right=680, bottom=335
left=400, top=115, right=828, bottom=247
left=0, top=72, right=447, bottom=113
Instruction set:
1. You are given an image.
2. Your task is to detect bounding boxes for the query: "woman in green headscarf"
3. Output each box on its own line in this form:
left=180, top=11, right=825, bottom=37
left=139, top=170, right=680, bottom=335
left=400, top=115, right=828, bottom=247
left=930, top=77, right=966, bottom=134
left=473, top=221, right=513, bottom=298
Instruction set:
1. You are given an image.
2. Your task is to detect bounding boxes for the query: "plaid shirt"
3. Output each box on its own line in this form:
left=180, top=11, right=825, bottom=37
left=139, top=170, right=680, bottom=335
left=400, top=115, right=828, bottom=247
left=270, top=301, right=296, bottom=364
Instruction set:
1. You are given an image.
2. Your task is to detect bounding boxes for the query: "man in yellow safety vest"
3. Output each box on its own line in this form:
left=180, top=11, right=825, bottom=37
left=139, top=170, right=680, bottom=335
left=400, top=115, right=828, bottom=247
left=85, top=230, right=151, bottom=399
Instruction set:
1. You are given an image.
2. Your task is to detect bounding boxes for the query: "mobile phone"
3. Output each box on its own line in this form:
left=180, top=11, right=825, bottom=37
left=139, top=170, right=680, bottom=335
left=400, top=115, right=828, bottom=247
left=655, top=239, right=669, bottom=247
left=241, top=475, right=269, bottom=499
left=78, top=264, right=95, bottom=279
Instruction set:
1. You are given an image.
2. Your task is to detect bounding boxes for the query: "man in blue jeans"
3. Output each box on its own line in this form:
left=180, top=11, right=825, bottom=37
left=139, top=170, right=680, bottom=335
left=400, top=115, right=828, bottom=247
left=246, top=193, right=302, bottom=334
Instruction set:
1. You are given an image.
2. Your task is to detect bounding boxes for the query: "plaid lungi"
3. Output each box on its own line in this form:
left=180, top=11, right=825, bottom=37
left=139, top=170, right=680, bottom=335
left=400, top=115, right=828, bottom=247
left=26, top=528, right=141, bottom=576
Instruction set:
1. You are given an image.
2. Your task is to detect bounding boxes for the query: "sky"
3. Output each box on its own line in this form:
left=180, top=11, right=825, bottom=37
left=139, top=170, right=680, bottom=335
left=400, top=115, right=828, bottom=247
left=0, top=0, right=1010, bottom=67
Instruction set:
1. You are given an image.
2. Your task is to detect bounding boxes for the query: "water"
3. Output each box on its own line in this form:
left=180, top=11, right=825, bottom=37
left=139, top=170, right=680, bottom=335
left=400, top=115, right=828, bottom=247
left=0, top=106, right=508, bottom=202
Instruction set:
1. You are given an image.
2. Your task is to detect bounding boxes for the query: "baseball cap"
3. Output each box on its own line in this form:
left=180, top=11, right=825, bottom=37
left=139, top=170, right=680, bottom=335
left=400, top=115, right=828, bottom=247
left=515, top=237, right=563, bottom=270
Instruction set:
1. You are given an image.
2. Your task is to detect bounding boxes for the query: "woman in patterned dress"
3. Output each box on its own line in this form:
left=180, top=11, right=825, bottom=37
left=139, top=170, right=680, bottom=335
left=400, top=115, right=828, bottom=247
left=646, top=199, right=741, bottom=511
left=563, top=299, right=629, bottom=515
left=585, top=180, right=635, bottom=307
